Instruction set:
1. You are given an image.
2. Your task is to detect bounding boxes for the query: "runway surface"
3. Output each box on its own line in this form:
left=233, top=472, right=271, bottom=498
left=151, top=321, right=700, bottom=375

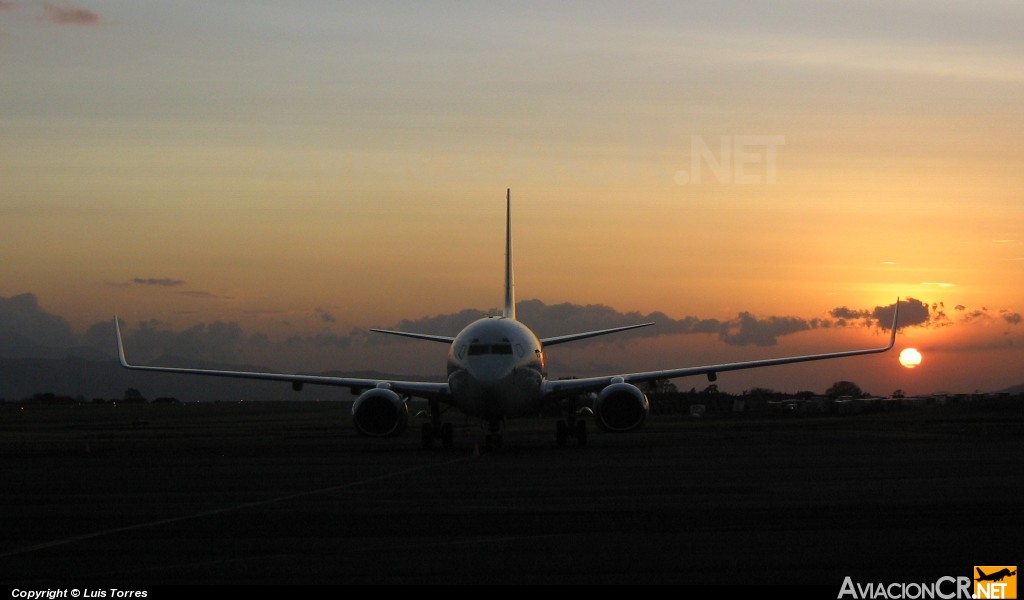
left=1, top=400, right=1021, bottom=586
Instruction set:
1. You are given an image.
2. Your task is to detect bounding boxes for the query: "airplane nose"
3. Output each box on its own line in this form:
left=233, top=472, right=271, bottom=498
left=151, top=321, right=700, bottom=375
left=466, top=360, right=514, bottom=387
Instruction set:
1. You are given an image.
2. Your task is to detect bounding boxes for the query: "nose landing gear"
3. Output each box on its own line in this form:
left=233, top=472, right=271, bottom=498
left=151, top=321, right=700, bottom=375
left=484, top=419, right=503, bottom=450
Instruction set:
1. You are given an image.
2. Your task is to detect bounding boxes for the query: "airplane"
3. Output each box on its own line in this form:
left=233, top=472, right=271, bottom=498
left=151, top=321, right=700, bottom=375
left=976, top=568, right=1016, bottom=582
left=116, top=189, right=900, bottom=450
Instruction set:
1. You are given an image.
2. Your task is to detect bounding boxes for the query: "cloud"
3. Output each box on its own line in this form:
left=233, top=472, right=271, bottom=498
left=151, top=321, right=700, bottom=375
left=875, top=298, right=929, bottom=329
left=111, top=299, right=842, bottom=366
left=124, top=319, right=247, bottom=364
left=721, top=313, right=812, bottom=347
left=830, top=298, right=929, bottom=330
left=0, top=293, right=77, bottom=348
left=373, top=298, right=938, bottom=348
left=375, top=307, right=492, bottom=341
left=43, top=3, right=99, bottom=25
left=944, top=305, right=1022, bottom=327
left=384, top=299, right=833, bottom=347
left=1000, top=311, right=1022, bottom=326
left=83, top=320, right=114, bottom=351
left=375, top=300, right=727, bottom=344
left=117, top=278, right=232, bottom=300
left=517, top=299, right=723, bottom=340
left=830, top=306, right=868, bottom=320
left=10, top=293, right=1018, bottom=376
left=176, top=290, right=233, bottom=300
left=961, top=309, right=989, bottom=323
left=133, top=278, right=185, bottom=287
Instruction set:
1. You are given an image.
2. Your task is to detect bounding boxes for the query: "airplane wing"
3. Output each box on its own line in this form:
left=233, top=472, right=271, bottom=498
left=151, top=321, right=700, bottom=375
left=544, top=300, right=900, bottom=398
left=114, top=318, right=451, bottom=400
left=369, top=328, right=456, bottom=344
left=539, top=322, right=655, bottom=346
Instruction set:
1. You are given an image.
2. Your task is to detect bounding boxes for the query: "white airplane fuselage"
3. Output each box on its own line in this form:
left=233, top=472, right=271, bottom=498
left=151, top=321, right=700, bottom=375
left=446, top=317, right=546, bottom=421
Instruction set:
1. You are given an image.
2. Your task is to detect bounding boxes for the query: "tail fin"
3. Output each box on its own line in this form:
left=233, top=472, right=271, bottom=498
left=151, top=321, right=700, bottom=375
left=504, top=189, right=515, bottom=319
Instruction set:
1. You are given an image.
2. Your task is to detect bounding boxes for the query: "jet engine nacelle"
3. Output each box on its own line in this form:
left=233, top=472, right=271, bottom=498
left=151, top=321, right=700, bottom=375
left=594, top=382, right=649, bottom=433
left=351, top=387, right=408, bottom=437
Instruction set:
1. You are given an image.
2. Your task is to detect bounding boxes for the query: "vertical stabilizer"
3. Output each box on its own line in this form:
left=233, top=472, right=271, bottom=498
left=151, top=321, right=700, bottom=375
left=504, top=189, right=515, bottom=319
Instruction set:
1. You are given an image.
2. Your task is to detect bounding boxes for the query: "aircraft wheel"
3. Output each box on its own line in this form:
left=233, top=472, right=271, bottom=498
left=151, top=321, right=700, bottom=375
left=556, top=420, right=568, bottom=447
left=421, top=423, right=435, bottom=449
left=440, top=422, right=453, bottom=449
left=484, top=432, right=503, bottom=451
left=575, top=419, right=587, bottom=447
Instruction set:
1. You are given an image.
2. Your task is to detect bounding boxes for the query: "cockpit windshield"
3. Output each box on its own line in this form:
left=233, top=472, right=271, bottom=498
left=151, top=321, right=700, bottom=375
left=467, top=343, right=514, bottom=356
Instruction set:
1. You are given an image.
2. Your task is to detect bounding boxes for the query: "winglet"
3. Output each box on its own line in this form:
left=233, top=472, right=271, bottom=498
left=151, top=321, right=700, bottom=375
left=503, top=188, right=515, bottom=320
left=113, top=316, right=131, bottom=367
left=885, top=297, right=900, bottom=350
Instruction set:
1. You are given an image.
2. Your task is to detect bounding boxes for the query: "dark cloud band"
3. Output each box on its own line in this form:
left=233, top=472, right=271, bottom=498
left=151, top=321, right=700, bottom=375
left=44, top=4, right=100, bottom=25
left=133, top=278, right=186, bottom=287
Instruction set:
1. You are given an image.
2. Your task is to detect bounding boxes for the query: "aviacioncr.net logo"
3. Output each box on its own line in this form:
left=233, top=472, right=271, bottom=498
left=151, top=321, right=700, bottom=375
left=974, top=566, right=1017, bottom=599
left=838, top=576, right=972, bottom=599
left=838, top=567, right=1018, bottom=600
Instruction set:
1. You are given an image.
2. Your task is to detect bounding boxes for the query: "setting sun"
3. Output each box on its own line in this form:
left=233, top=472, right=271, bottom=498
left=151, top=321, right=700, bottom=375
left=899, top=348, right=923, bottom=369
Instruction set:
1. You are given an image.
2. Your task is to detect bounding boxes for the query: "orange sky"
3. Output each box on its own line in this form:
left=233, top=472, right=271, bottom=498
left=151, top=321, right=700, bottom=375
left=1, top=2, right=1022, bottom=395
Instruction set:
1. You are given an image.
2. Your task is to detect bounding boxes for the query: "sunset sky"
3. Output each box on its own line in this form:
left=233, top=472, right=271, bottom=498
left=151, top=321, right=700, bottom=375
left=2, top=1, right=1022, bottom=396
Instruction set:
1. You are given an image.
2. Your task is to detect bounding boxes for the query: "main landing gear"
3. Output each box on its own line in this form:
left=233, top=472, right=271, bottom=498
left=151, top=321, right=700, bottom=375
left=421, top=399, right=453, bottom=449
left=555, top=418, right=587, bottom=447
left=556, top=398, right=588, bottom=447
left=421, top=422, right=453, bottom=449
